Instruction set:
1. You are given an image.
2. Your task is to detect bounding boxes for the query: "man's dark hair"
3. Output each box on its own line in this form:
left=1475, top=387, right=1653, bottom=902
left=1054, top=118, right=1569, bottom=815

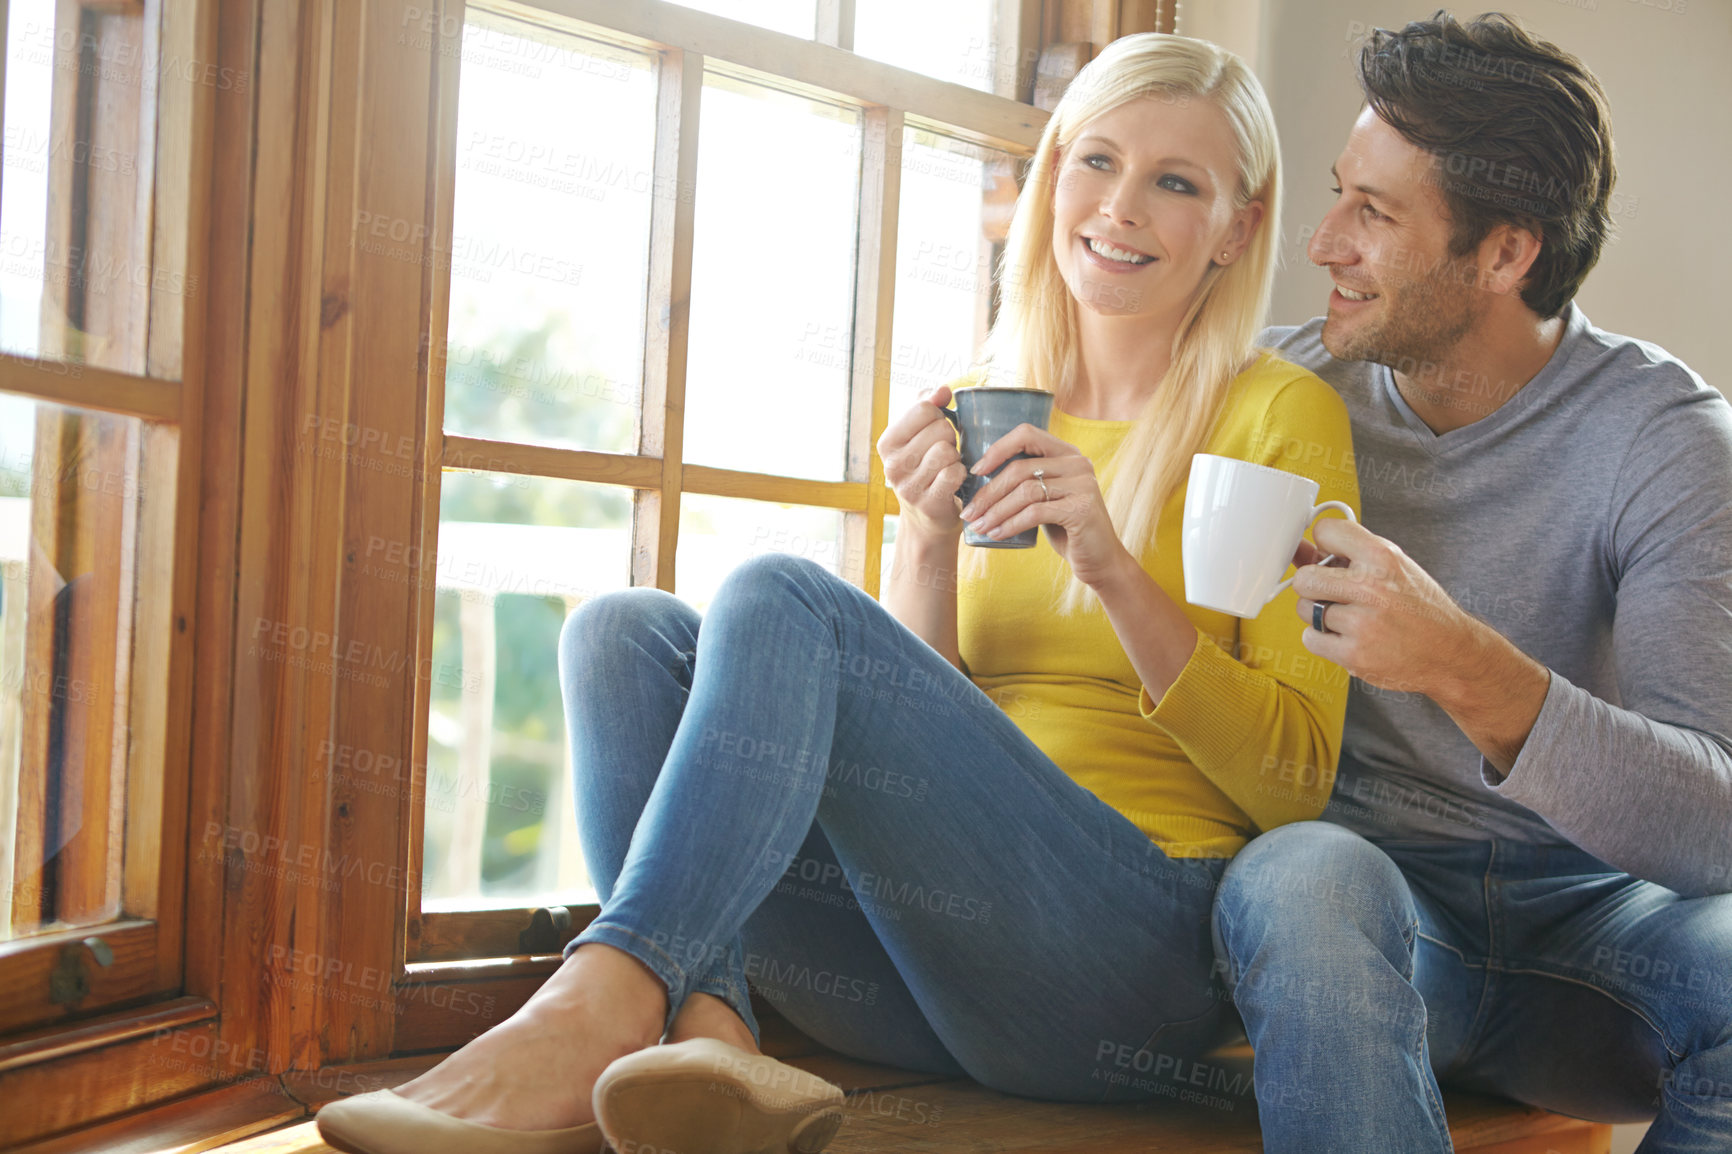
left=1357, top=11, right=1615, bottom=318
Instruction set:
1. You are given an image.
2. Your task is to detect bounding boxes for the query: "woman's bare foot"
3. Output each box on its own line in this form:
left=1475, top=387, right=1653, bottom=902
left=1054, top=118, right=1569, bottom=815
left=665, top=991, right=760, bottom=1054
left=388, top=944, right=666, bottom=1130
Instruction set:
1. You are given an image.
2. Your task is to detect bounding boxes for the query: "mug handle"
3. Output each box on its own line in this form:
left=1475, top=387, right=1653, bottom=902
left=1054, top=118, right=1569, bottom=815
left=1266, top=501, right=1358, bottom=603
left=938, top=406, right=960, bottom=430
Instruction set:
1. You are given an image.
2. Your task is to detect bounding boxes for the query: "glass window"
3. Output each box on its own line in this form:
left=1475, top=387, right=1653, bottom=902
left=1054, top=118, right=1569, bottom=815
left=684, top=73, right=859, bottom=482
left=855, top=0, right=998, bottom=93
left=666, top=0, right=818, bottom=38
left=441, top=16, right=655, bottom=454
left=889, top=128, right=1009, bottom=419
left=0, top=1, right=54, bottom=361
left=0, top=393, right=161, bottom=941
left=676, top=493, right=845, bottom=610
left=420, top=471, right=631, bottom=905
left=880, top=514, right=899, bottom=591
left=0, top=0, right=182, bottom=372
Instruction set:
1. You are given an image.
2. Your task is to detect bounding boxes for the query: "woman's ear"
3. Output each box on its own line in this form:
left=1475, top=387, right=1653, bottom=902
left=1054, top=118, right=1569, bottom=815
left=1217, top=200, right=1265, bottom=266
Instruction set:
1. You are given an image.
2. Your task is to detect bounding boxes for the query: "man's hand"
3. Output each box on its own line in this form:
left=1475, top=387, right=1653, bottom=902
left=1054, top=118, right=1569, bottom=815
left=1291, top=518, right=1476, bottom=697
left=1291, top=517, right=1551, bottom=774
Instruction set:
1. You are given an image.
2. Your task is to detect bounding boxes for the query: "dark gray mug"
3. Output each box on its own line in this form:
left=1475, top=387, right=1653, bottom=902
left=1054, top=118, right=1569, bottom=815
left=940, top=387, right=1056, bottom=549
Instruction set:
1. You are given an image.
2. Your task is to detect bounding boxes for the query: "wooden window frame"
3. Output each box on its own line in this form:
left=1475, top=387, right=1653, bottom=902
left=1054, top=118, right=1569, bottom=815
left=3, top=1, right=1172, bottom=1146
left=0, top=0, right=217, bottom=1142
left=395, top=0, right=1176, bottom=1053
left=402, top=0, right=1047, bottom=1003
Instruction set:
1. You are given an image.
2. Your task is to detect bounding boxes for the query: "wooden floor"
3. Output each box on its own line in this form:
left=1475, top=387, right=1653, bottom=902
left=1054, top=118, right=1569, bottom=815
left=198, top=1037, right=1613, bottom=1154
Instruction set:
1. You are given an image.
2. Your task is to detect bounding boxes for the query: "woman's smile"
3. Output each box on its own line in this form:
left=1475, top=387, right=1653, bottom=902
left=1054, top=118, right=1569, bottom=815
left=1082, top=235, right=1157, bottom=269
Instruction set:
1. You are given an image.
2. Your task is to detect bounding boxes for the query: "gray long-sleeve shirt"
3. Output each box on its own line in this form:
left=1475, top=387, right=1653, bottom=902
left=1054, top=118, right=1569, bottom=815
left=1263, top=307, right=1732, bottom=897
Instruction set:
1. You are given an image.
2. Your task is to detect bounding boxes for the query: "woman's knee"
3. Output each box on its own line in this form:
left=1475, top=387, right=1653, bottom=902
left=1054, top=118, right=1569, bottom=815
left=1214, top=822, right=1418, bottom=975
left=558, top=587, right=695, bottom=676
left=711, top=552, right=836, bottom=609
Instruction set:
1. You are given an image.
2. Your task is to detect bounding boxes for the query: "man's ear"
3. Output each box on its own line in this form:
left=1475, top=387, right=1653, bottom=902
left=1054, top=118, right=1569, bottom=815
left=1478, top=223, right=1543, bottom=297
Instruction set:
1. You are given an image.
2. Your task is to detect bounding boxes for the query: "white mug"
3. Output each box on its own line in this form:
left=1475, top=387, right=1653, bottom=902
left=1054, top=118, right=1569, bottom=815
left=1182, top=453, right=1357, bottom=618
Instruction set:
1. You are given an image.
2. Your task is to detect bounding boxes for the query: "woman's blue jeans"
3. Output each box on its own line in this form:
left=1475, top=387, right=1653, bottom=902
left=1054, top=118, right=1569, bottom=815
left=1213, top=821, right=1732, bottom=1153
left=556, top=553, right=1233, bottom=1100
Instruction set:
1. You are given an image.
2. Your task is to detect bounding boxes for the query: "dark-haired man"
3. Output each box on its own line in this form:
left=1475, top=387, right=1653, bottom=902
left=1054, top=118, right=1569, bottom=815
left=1212, top=12, right=1732, bottom=1152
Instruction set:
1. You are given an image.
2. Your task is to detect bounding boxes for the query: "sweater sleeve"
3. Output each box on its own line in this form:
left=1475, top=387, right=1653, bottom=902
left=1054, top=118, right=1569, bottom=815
left=1482, top=392, right=1732, bottom=897
left=1140, top=372, right=1360, bottom=833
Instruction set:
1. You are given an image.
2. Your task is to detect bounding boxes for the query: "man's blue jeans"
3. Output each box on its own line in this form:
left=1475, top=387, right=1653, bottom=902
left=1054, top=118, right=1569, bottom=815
left=1213, top=821, right=1732, bottom=1152
left=556, top=554, right=1235, bottom=1100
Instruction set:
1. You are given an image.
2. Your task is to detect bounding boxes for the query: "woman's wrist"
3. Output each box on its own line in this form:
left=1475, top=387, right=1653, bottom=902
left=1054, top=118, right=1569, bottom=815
left=1078, top=540, right=1145, bottom=599
left=889, top=525, right=964, bottom=593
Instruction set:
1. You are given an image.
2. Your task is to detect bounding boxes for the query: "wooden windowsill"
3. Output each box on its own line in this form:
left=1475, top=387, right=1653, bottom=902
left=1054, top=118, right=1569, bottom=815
left=11, top=1009, right=1617, bottom=1154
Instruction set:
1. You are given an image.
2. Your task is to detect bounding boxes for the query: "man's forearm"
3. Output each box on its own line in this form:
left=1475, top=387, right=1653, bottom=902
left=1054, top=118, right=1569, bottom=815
left=1428, top=618, right=1553, bottom=777
left=1427, top=614, right=1732, bottom=896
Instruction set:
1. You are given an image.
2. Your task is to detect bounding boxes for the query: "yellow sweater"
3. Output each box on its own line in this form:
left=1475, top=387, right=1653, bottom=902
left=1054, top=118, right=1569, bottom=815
left=956, top=353, right=1359, bottom=859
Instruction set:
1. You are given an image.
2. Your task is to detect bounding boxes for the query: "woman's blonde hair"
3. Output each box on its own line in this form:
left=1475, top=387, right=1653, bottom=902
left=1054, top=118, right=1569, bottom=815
left=980, top=33, right=1281, bottom=610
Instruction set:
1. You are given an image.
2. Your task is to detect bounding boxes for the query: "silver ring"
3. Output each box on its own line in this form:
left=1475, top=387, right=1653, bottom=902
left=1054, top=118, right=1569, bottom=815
left=1031, top=467, right=1050, bottom=501
left=1313, top=601, right=1333, bottom=634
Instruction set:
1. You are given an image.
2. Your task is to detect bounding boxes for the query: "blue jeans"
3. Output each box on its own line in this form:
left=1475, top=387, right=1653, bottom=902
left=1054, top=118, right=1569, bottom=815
left=1213, top=821, right=1732, bottom=1153
left=556, top=553, right=1234, bottom=1100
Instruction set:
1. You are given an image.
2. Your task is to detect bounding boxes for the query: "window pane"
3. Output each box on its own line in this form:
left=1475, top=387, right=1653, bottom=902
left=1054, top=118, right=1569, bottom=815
left=855, top=0, right=998, bottom=93
left=685, top=74, right=858, bottom=482
left=0, top=2, right=54, bottom=360
left=420, top=471, right=631, bottom=906
left=881, top=513, right=899, bottom=591
left=441, top=16, right=654, bottom=454
left=666, top=0, right=817, bottom=38
left=0, top=392, right=164, bottom=942
left=677, top=493, right=845, bottom=610
left=0, top=0, right=185, bottom=373
left=889, top=129, right=1008, bottom=420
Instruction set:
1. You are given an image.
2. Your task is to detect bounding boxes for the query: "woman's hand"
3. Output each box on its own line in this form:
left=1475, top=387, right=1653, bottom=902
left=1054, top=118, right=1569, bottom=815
left=961, top=425, right=1134, bottom=589
left=877, top=386, right=968, bottom=538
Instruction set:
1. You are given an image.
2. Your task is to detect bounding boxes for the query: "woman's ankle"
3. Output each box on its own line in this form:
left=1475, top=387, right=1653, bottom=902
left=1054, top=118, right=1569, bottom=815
left=537, top=943, right=669, bottom=1049
left=666, top=991, right=759, bottom=1052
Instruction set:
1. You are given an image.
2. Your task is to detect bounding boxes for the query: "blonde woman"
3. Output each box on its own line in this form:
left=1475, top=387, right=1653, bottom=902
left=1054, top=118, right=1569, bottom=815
left=318, top=32, right=1357, bottom=1154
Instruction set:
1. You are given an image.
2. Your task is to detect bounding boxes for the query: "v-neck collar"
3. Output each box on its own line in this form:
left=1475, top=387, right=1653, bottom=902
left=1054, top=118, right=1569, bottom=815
left=1375, top=304, right=1586, bottom=458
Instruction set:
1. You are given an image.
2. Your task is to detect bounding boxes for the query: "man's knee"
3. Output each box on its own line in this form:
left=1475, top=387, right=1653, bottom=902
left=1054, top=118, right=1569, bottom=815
left=1214, top=823, right=1418, bottom=982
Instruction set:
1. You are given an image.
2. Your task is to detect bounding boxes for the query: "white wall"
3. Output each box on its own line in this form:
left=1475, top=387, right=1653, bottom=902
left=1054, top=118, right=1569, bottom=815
left=1182, top=0, right=1732, bottom=393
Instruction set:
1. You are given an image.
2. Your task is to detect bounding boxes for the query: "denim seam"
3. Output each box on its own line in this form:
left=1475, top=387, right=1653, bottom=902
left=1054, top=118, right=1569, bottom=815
left=1485, top=962, right=1687, bottom=1061
left=1400, top=900, right=1455, bottom=1138
left=1214, top=901, right=1242, bottom=990
left=1103, top=1000, right=1231, bottom=1105
left=1446, top=845, right=1502, bottom=1081
left=1413, top=1002, right=1454, bottom=1143
left=1415, top=931, right=1474, bottom=968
